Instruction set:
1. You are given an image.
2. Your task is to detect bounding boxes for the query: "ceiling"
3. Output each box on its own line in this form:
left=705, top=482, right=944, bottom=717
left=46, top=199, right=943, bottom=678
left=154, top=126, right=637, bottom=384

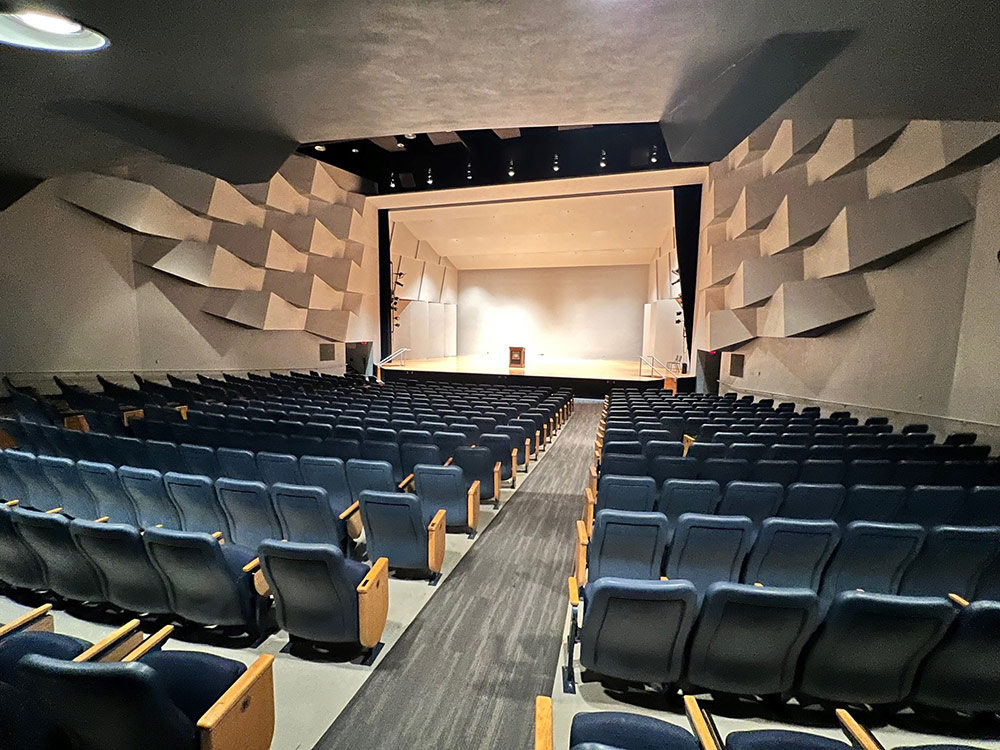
left=1, top=1, right=998, bottom=199
left=391, top=189, right=675, bottom=270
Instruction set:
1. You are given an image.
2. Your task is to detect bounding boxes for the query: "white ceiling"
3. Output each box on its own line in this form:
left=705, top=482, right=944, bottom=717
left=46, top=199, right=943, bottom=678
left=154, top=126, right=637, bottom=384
left=392, top=189, right=675, bottom=270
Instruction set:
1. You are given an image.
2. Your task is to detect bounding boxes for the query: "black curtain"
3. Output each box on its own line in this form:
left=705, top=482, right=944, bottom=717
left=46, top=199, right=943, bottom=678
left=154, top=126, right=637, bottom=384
left=673, top=184, right=702, bottom=358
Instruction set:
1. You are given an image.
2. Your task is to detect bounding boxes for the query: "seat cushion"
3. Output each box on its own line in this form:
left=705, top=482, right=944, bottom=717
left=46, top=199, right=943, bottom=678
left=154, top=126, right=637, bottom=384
left=726, top=730, right=850, bottom=750
left=139, top=651, right=246, bottom=724
left=0, top=632, right=91, bottom=684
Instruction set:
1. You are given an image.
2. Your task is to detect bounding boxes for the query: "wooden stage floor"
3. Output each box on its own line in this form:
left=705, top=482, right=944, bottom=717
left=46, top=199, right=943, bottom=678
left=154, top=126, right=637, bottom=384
left=381, top=355, right=666, bottom=383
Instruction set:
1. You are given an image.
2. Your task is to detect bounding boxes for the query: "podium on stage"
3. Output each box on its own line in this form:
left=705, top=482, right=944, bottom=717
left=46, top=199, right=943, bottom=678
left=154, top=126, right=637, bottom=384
left=509, top=346, right=525, bottom=368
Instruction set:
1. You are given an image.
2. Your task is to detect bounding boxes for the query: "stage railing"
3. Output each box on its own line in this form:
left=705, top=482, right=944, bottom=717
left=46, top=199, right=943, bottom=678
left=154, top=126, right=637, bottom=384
left=638, top=355, right=665, bottom=379
left=377, top=348, right=410, bottom=367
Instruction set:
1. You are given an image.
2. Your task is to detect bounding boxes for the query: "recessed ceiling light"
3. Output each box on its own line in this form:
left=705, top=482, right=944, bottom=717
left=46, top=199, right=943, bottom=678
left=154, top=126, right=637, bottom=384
left=395, top=142, right=405, bottom=149
left=0, top=11, right=108, bottom=51
left=313, top=144, right=327, bottom=152
left=351, top=147, right=359, bottom=153
left=404, top=133, right=417, bottom=140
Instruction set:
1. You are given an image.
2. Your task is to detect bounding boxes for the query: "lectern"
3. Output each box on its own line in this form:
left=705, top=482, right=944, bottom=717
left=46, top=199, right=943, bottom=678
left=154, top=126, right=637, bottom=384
left=509, top=346, right=525, bottom=368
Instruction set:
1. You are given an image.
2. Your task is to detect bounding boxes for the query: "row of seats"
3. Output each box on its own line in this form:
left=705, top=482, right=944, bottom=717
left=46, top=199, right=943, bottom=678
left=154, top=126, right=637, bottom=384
left=565, top=578, right=998, bottom=713
left=587, top=475, right=1000, bottom=528
left=577, top=511, right=1000, bottom=604
left=597, top=452, right=1000, bottom=489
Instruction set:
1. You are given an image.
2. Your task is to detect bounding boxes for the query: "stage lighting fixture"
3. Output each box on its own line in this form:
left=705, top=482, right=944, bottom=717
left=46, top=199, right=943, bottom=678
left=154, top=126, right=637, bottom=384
left=0, top=10, right=108, bottom=51
left=351, top=147, right=360, bottom=153
left=313, top=144, right=326, bottom=152
left=650, top=145, right=659, bottom=164
left=552, top=154, right=560, bottom=172
left=599, top=149, right=607, bottom=168
left=426, top=168, right=433, bottom=186
left=389, top=173, right=397, bottom=188
left=508, top=160, right=515, bottom=178
left=396, top=141, right=405, bottom=149
left=466, top=162, right=473, bottom=180
left=404, top=133, right=417, bottom=139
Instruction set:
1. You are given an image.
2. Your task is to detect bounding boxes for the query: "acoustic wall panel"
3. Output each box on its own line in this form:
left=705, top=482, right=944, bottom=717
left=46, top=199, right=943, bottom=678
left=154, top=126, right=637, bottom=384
left=426, top=303, right=446, bottom=358
left=441, top=266, right=459, bottom=304
left=202, top=290, right=307, bottom=330
left=262, top=213, right=343, bottom=257
left=279, top=155, right=350, bottom=205
left=761, top=119, right=832, bottom=176
left=134, top=239, right=265, bottom=290
left=419, top=262, right=446, bottom=303
left=208, top=224, right=307, bottom=272
left=755, top=276, right=874, bottom=338
left=443, top=304, right=457, bottom=357
left=724, top=250, right=804, bottom=309
left=395, top=256, right=425, bottom=301
left=236, top=172, right=309, bottom=214
left=806, top=119, right=907, bottom=184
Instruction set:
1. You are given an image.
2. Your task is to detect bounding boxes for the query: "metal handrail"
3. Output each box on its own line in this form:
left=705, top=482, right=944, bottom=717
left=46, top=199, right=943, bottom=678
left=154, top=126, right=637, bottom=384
left=638, top=355, right=665, bottom=379
left=376, top=348, right=410, bottom=367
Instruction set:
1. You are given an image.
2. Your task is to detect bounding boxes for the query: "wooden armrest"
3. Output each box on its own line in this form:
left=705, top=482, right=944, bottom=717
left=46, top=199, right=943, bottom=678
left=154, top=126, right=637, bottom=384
left=835, top=708, right=884, bottom=750
left=949, top=592, right=970, bottom=607
left=0, top=604, right=54, bottom=638
left=4, top=499, right=18, bottom=507
left=511, top=448, right=518, bottom=467
left=683, top=695, right=721, bottom=750
left=568, top=576, right=580, bottom=606
left=588, top=465, right=598, bottom=494
left=242, top=558, right=260, bottom=574
left=534, top=430, right=540, bottom=454
left=398, top=473, right=414, bottom=491
left=122, top=409, right=145, bottom=427
left=493, top=461, right=501, bottom=499
left=467, top=480, right=481, bottom=531
left=574, top=520, right=589, bottom=584
left=197, top=654, right=275, bottom=750
left=535, top=695, right=553, bottom=750
left=211, top=531, right=223, bottom=540
left=524, top=438, right=531, bottom=464
left=45, top=507, right=63, bottom=514
left=357, top=557, right=389, bottom=649
left=338, top=501, right=360, bottom=521
left=427, top=509, right=446, bottom=573
left=94, top=516, right=110, bottom=523
left=753, top=582, right=764, bottom=587
left=73, top=619, right=144, bottom=662
left=122, top=625, right=175, bottom=662
left=444, top=456, right=454, bottom=466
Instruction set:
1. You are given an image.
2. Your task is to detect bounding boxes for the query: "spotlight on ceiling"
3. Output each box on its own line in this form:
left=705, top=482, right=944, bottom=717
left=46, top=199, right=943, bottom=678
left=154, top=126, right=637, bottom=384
left=552, top=154, right=560, bottom=172
left=466, top=163, right=473, bottom=180
left=389, top=173, right=397, bottom=189
left=350, top=147, right=359, bottom=153
left=404, top=133, right=417, bottom=140
left=0, top=10, right=108, bottom=51
left=426, top=168, right=433, bottom=186
left=313, top=144, right=327, bottom=152
left=395, top=141, right=405, bottom=149
left=650, top=145, right=659, bottom=164
left=508, top=160, right=515, bottom=178
left=599, top=149, right=607, bottom=169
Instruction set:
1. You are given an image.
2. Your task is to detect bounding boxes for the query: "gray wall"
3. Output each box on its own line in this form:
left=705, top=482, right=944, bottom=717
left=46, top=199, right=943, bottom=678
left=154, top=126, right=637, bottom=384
left=457, top=265, right=647, bottom=360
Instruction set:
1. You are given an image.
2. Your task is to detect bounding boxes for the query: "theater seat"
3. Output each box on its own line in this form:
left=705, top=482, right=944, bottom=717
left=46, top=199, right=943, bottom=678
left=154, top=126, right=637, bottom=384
left=69, top=519, right=172, bottom=615
left=268, top=483, right=347, bottom=549
left=566, top=709, right=698, bottom=750
left=585, top=510, right=669, bottom=584
left=743, top=519, right=841, bottom=590
left=665, top=514, right=754, bottom=595
left=346, top=458, right=397, bottom=499
left=781, top=483, right=846, bottom=520
left=896, top=485, right=965, bottom=526
left=751, top=459, right=800, bottom=487
left=256, top=452, right=303, bottom=486
left=36, top=455, right=99, bottom=519
left=836, top=484, right=907, bottom=525
left=600, top=453, right=648, bottom=477
left=912, top=600, right=1000, bottom=713
left=479, top=433, right=517, bottom=489
left=717, top=481, right=783, bottom=524
left=358, top=490, right=444, bottom=580
left=577, top=578, right=698, bottom=685
left=650, top=456, right=700, bottom=486
left=596, top=475, right=658, bottom=514
left=898, top=526, right=1000, bottom=599
left=143, top=527, right=272, bottom=634
left=795, top=591, right=955, bottom=705
left=213, top=479, right=283, bottom=551
left=0, top=504, right=48, bottom=590
left=698, top=458, right=750, bottom=487
left=18, top=649, right=270, bottom=750
left=452, top=445, right=500, bottom=503
left=657, top=479, right=720, bottom=543
left=819, top=522, right=925, bottom=610
left=10, top=508, right=105, bottom=602
left=162, top=472, right=231, bottom=536
left=118, top=467, right=183, bottom=529
left=725, top=731, right=851, bottom=750
left=413, top=463, right=479, bottom=534
left=259, top=540, right=387, bottom=650
left=216, top=447, right=262, bottom=483
left=685, top=582, right=819, bottom=695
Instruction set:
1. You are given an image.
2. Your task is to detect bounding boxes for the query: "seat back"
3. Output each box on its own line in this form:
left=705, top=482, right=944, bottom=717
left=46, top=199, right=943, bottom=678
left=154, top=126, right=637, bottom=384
left=600, top=453, right=648, bottom=477
left=568, top=711, right=699, bottom=750
left=479, top=434, right=514, bottom=480
left=432, top=431, right=467, bottom=460
left=796, top=591, right=955, bottom=705
left=650, top=456, right=699, bottom=486
left=898, top=526, right=1000, bottom=598
left=144, top=440, right=187, bottom=475
left=72, top=460, right=139, bottom=525
left=4, top=450, right=60, bottom=510
left=360, top=441, right=403, bottom=483
left=780, top=483, right=845, bottom=521
left=686, top=582, right=820, bottom=695
left=452, top=446, right=497, bottom=499
left=269, top=483, right=345, bottom=547
left=798, top=459, right=845, bottom=485
left=162, top=472, right=230, bottom=536
left=259, top=540, right=367, bottom=643
left=955, top=486, right=1000, bottom=526
left=698, top=458, right=750, bottom=487
left=897, top=485, right=965, bottom=526
left=118, top=467, right=182, bottom=529
left=358, top=491, right=427, bottom=570
left=0, top=504, right=47, bottom=589
left=69, top=519, right=172, bottom=614
left=213, top=478, right=282, bottom=549
left=143, top=527, right=254, bottom=626
left=819, top=521, right=925, bottom=603
left=10, top=508, right=104, bottom=601
left=36, top=455, right=99, bottom=519
left=298, top=456, right=352, bottom=514
left=750, top=459, right=800, bottom=486
left=413, top=464, right=468, bottom=526
left=837, top=484, right=908, bottom=524
left=743, top=519, right=841, bottom=590
left=178, top=444, right=220, bottom=478
left=579, top=578, right=698, bottom=684
left=665, top=514, right=754, bottom=592
left=717, top=481, right=783, bottom=524
left=595, top=475, right=658, bottom=514
left=589, top=510, right=670, bottom=582
left=345, top=459, right=396, bottom=499
left=256, top=452, right=303, bottom=486
left=912, top=600, right=1000, bottom=713
left=656, top=479, right=720, bottom=519
left=216, top=447, right=262, bottom=482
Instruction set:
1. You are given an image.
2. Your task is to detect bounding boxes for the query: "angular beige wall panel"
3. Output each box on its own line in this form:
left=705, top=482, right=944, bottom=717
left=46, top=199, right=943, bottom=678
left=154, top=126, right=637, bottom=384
left=426, top=303, right=446, bottom=358
left=126, top=162, right=266, bottom=227
left=395, top=255, right=425, bottom=301
left=305, top=309, right=356, bottom=341
left=807, top=119, right=907, bottom=184
left=208, top=224, right=307, bottom=272
left=59, top=172, right=212, bottom=242
left=707, top=308, right=757, bottom=350
left=867, top=120, right=1000, bottom=198
left=419, top=262, right=446, bottom=303
left=756, top=276, right=873, bottom=338
left=263, top=213, right=343, bottom=257
left=236, top=173, right=309, bottom=214
left=279, top=155, right=350, bottom=205
left=704, top=233, right=762, bottom=288
left=705, top=159, right=767, bottom=225
left=262, top=270, right=349, bottom=309
left=202, top=290, right=307, bottom=330
left=134, top=239, right=264, bottom=290
left=720, top=120, right=783, bottom=173
left=306, top=256, right=355, bottom=291
left=803, top=181, right=973, bottom=279
left=415, top=240, right=443, bottom=264
left=725, top=164, right=808, bottom=240
left=759, top=170, right=869, bottom=255
left=762, top=120, right=833, bottom=176
left=308, top=202, right=364, bottom=242
left=441, top=266, right=459, bottom=304
left=443, top=304, right=457, bottom=357
left=725, top=250, right=804, bottom=309
left=390, top=222, right=420, bottom=258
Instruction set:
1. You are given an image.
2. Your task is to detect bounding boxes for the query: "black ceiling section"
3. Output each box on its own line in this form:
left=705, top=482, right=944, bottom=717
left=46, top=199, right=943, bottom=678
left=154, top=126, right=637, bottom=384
left=299, top=123, right=704, bottom=193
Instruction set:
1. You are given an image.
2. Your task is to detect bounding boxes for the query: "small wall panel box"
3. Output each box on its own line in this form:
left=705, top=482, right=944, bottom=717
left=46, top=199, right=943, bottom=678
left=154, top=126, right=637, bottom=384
left=509, top=347, right=525, bottom=368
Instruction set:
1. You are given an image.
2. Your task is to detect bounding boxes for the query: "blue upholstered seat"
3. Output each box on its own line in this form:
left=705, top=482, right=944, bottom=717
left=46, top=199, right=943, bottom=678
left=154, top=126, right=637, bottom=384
left=359, top=490, right=434, bottom=573
left=588, top=510, right=669, bottom=583
left=118, top=466, right=182, bottom=529
left=414, top=463, right=474, bottom=531
left=269, top=483, right=347, bottom=548
left=596, top=475, right=658, bottom=514
left=569, top=711, right=698, bottom=750
left=743, top=519, right=840, bottom=590
left=10, top=507, right=104, bottom=602
left=213, top=478, right=282, bottom=550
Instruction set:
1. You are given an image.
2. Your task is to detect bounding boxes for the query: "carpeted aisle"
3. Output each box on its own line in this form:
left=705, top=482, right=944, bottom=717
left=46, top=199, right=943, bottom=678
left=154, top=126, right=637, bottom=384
left=314, top=400, right=601, bottom=750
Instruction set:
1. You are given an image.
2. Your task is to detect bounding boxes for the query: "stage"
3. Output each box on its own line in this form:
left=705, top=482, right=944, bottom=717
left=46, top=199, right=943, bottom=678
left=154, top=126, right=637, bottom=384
left=380, top=355, right=678, bottom=398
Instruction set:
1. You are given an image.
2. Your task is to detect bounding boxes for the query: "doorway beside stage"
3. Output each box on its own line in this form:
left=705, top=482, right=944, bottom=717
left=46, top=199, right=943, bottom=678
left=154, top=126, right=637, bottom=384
left=346, top=341, right=374, bottom=377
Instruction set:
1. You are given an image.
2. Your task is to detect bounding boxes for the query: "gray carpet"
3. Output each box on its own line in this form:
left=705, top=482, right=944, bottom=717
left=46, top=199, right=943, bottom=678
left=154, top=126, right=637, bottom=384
left=314, top=401, right=600, bottom=750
